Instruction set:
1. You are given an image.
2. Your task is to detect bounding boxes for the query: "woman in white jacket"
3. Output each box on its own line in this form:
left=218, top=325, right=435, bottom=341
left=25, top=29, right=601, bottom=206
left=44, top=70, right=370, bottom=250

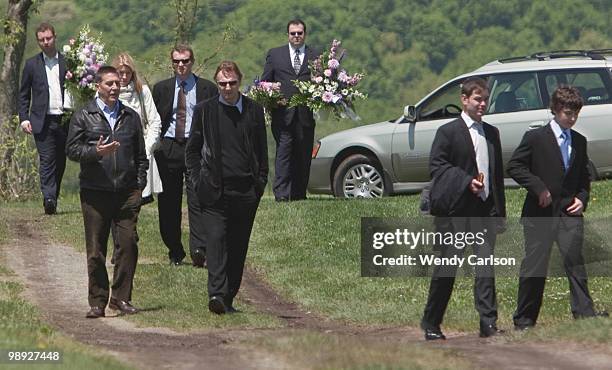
left=112, top=52, right=163, bottom=203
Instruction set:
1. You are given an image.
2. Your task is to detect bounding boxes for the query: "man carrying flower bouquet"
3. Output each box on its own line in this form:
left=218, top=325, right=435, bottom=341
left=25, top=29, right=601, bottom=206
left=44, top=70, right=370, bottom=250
left=19, top=22, right=67, bottom=215
left=262, top=19, right=319, bottom=201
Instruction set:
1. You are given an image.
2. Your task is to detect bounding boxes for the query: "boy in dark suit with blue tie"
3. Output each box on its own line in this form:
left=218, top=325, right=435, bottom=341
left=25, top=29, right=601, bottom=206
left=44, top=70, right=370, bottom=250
left=508, top=86, right=608, bottom=330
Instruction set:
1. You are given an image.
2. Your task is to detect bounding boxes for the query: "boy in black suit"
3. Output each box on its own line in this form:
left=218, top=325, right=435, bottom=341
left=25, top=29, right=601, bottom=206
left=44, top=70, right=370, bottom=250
left=508, top=86, right=608, bottom=330
left=421, top=77, right=506, bottom=340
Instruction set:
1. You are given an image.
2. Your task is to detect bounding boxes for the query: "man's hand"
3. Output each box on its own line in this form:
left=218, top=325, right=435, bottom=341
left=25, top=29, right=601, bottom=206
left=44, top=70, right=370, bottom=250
left=20, top=121, right=32, bottom=135
left=96, top=135, right=120, bottom=156
left=469, top=178, right=484, bottom=194
left=566, top=197, right=584, bottom=215
left=538, top=190, right=552, bottom=208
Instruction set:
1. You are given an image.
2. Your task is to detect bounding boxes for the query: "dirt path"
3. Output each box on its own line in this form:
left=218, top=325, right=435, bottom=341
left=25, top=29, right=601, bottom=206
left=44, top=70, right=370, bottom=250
left=3, top=214, right=612, bottom=369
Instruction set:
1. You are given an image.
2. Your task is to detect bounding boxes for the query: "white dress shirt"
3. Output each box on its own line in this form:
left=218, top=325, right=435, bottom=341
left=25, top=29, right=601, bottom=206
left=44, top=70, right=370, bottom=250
left=43, top=52, right=63, bottom=115
left=462, top=111, right=489, bottom=200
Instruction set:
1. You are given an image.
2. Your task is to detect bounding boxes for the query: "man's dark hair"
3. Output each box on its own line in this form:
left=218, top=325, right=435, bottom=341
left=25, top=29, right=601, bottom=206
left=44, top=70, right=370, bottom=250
left=461, top=77, right=489, bottom=97
left=171, top=44, right=195, bottom=62
left=95, top=66, right=118, bottom=83
left=550, top=85, right=583, bottom=114
left=35, top=22, right=55, bottom=37
left=214, top=60, right=243, bottom=82
left=287, top=19, right=307, bottom=33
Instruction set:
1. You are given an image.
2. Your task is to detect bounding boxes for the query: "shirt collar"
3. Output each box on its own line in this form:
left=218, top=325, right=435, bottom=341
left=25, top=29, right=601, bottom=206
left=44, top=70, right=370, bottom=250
left=219, top=94, right=243, bottom=113
left=96, top=97, right=120, bottom=115
left=461, top=111, right=482, bottom=129
left=176, top=73, right=196, bottom=89
left=289, top=43, right=305, bottom=55
left=43, top=52, right=59, bottom=62
left=550, top=119, right=570, bottom=138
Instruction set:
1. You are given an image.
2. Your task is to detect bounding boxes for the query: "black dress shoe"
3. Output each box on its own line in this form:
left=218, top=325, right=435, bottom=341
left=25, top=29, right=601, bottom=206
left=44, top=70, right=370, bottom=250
left=208, top=296, right=226, bottom=315
left=140, top=195, right=154, bottom=206
left=169, top=258, right=184, bottom=266
left=574, top=310, right=609, bottom=319
left=191, top=249, right=206, bottom=268
left=424, top=328, right=446, bottom=341
left=86, top=306, right=105, bottom=318
left=43, top=198, right=56, bottom=215
left=480, top=324, right=504, bottom=338
left=109, top=298, right=139, bottom=315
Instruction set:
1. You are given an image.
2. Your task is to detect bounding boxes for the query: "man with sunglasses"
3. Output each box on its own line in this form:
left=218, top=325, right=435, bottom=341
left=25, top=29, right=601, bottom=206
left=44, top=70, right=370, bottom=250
left=152, top=44, right=217, bottom=267
left=186, top=61, right=268, bottom=314
left=262, top=19, right=319, bottom=201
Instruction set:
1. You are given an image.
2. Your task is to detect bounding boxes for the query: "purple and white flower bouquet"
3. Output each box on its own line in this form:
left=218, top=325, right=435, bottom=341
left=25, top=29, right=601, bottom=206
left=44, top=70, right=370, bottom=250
left=245, top=78, right=287, bottom=125
left=290, top=39, right=366, bottom=121
left=62, top=25, right=108, bottom=108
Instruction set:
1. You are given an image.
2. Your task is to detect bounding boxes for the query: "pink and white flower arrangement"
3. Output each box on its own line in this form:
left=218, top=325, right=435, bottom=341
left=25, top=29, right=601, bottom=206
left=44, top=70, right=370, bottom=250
left=290, top=39, right=366, bottom=120
left=245, top=78, right=287, bottom=125
left=62, top=25, right=108, bottom=106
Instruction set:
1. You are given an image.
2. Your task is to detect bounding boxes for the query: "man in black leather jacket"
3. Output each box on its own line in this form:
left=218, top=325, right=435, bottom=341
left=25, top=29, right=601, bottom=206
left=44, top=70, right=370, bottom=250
left=66, top=66, right=148, bottom=319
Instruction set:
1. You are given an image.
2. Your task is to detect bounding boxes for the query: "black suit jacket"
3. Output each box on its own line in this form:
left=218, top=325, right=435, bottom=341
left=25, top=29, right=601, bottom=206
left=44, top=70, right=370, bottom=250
left=19, top=52, right=67, bottom=134
left=152, top=74, right=217, bottom=137
left=429, top=117, right=506, bottom=218
left=507, top=123, right=590, bottom=218
left=261, top=44, right=319, bottom=127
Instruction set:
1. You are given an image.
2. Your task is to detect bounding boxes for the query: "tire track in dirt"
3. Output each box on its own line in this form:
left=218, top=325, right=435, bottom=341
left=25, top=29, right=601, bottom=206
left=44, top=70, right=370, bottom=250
left=3, top=214, right=612, bottom=369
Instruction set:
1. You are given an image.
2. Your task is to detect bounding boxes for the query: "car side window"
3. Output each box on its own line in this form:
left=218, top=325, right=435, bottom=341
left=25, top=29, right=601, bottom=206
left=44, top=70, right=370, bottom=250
left=418, top=79, right=463, bottom=121
left=487, top=73, right=543, bottom=114
left=543, top=70, right=611, bottom=105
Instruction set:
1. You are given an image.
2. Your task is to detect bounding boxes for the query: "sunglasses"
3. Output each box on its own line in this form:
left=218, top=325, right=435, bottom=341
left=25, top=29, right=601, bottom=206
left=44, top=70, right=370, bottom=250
left=217, top=80, right=238, bottom=87
left=289, top=31, right=304, bottom=36
left=172, top=58, right=191, bottom=65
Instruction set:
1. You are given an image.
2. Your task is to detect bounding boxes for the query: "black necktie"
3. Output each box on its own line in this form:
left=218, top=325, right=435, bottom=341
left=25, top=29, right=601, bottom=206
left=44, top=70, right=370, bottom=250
left=293, top=49, right=301, bottom=75
left=175, top=81, right=186, bottom=139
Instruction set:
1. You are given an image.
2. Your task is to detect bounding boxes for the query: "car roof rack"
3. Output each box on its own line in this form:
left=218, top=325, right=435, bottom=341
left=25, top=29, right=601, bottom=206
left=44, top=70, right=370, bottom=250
left=498, top=49, right=612, bottom=63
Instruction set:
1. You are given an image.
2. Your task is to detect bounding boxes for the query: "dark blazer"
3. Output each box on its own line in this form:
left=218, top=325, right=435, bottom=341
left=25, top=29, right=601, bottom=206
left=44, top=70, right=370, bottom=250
left=18, top=52, right=67, bottom=134
left=507, top=123, right=590, bottom=218
left=152, top=74, right=217, bottom=137
left=429, top=117, right=506, bottom=218
left=261, top=44, right=319, bottom=127
left=185, top=96, right=268, bottom=207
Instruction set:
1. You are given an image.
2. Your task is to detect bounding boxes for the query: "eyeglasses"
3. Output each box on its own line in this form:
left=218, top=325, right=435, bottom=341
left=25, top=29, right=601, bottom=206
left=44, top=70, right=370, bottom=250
left=289, top=31, right=304, bottom=36
left=217, top=80, right=238, bottom=87
left=172, top=58, right=191, bottom=65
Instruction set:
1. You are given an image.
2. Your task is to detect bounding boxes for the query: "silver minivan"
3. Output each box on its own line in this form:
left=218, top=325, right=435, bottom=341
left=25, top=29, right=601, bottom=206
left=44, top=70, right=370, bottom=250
left=308, top=50, right=612, bottom=198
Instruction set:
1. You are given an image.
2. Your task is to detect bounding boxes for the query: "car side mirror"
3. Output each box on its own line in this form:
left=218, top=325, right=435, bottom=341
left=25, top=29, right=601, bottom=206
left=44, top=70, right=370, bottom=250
left=403, top=105, right=417, bottom=123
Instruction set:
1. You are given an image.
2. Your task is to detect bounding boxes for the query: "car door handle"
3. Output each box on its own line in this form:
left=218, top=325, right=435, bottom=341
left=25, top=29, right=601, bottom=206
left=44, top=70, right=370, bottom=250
left=528, top=121, right=544, bottom=129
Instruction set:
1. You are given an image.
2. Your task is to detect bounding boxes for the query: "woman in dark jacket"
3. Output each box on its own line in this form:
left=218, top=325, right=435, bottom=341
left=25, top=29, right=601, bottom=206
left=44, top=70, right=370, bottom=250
left=185, top=61, right=268, bottom=314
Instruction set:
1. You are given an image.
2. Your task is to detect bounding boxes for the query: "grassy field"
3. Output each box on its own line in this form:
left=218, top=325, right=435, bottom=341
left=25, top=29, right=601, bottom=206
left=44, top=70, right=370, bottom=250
left=4, top=174, right=612, bottom=344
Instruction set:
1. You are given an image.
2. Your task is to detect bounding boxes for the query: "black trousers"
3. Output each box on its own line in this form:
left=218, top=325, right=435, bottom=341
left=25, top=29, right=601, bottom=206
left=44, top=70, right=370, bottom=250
left=33, top=115, right=67, bottom=202
left=421, top=199, right=498, bottom=330
left=271, top=116, right=314, bottom=201
left=80, top=188, right=140, bottom=307
left=513, top=217, right=594, bottom=327
left=202, top=182, right=260, bottom=306
left=154, top=138, right=206, bottom=262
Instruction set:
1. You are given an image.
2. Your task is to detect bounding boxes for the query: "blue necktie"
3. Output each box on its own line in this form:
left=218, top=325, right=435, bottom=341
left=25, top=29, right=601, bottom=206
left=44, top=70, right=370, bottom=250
left=560, top=130, right=570, bottom=171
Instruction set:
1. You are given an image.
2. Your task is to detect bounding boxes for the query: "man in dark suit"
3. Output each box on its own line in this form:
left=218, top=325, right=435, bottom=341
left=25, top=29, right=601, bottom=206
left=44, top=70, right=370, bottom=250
left=421, top=77, right=506, bottom=340
left=262, top=19, right=318, bottom=201
left=152, top=44, right=217, bottom=266
left=508, top=86, right=608, bottom=330
left=19, top=22, right=67, bottom=215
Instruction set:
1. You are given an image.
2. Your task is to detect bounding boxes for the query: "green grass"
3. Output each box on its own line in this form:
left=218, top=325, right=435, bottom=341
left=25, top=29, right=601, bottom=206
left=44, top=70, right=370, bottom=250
left=248, top=180, right=612, bottom=338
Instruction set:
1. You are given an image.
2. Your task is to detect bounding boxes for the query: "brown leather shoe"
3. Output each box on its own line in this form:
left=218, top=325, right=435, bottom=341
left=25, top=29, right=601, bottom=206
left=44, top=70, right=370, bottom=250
left=109, top=298, right=139, bottom=315
left=86, top=306, right=105, bottom=318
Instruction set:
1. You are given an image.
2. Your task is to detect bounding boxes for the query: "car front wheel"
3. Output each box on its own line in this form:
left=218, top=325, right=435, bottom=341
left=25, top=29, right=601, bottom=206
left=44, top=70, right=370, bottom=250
left=333, top=154, right=387, bottom=198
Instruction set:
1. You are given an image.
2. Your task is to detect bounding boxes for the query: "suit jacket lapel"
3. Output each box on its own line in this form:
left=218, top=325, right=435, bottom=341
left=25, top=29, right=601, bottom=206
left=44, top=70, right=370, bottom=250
left=543, top=123, right=566, bottom=172
left=299, top=45, right=311, bottom=74
left=37, top=53, right=49, bottom=90
left=568, top=130, right=577, bottom=170
left=457, top=117, right=477, bottom=164
left=285, top=45, right=294, bottom=73
left=483, top=123, right=496, bottom=179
